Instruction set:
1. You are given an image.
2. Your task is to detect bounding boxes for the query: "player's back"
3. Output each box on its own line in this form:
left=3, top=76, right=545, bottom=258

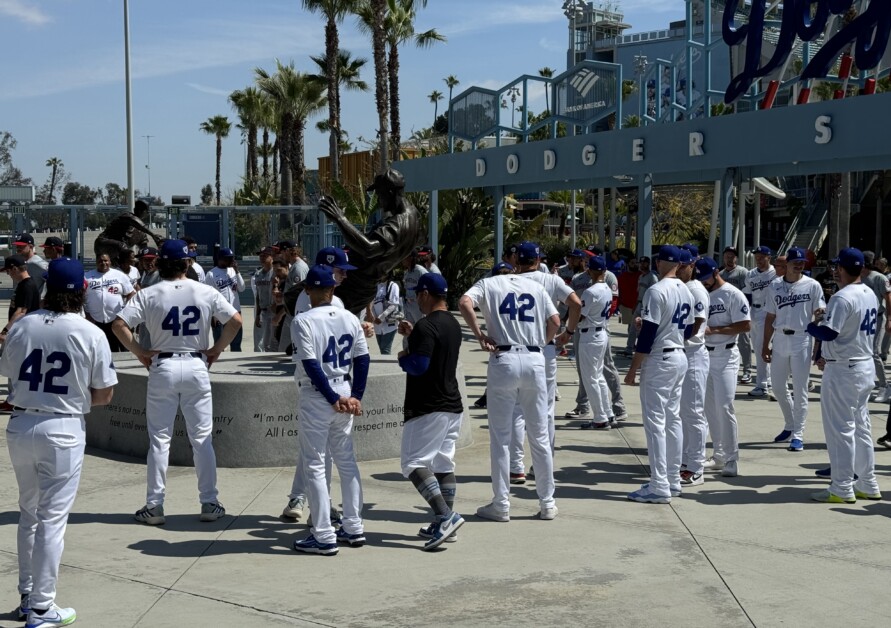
left=646, top=278, right=693, bottom=350
left=1, top=311, right=114, bottom=415
left=519, top=270, right=572, bottom=307
left=823, top=283, right=878, bottom=360
left=471, top=274, right=556, bottom=347
left=581, top=282, right=614, bottom=327
left=293, top=304, right=367, bottom=380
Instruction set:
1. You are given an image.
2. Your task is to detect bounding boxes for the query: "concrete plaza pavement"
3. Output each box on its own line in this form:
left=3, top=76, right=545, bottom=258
left=1, top=308, right=890, bottom=627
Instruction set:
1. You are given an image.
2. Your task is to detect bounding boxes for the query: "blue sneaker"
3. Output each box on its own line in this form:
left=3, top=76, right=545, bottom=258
left=419, top=522, right=458, bottom=543
left=293, top=534, right=338, bottom=556
left=17, top=593, right=30, bottom=622
left=774, top=430, right=792, bottom=443
left=25, top=603, right=76, bottom=628
left=423, top=512, right=465, bottom=552
left=788, top=438, right=804, bottom=452
left=336, top=528, right=366, bottom=547
left=815, top=467, right=831, bottom=478
left=627, top=485, right=671, bottom=504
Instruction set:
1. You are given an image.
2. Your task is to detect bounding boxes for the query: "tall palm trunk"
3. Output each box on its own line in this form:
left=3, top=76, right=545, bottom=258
left=49, top=164, right=58, bottom=204
left=293, top=120, right=307, bottom=206
left=371, top=0, right=389, bottom=171
left=215, top=136, right=223, bottom=205
left=388, top=40, right=400, bottom=161
left=248, top=125, right=258, bottom=182
left=326, top=15, right=341, bottom=185
left=272, top=139, right=279, bottom=196
left=279, top=115, right=294, bottom=205
left=262, top=128, right=270, bottom=181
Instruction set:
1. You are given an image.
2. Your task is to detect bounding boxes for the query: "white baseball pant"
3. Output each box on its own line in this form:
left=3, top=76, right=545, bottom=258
left=578, top=328, right=611, bottom=422
left=401, top=411, right=462, bottom=477
left=705, top=345, right=740, bottom=463
left=640, top=350, right=687, bottom=495
left=738, top=329, right=753, bottom=374
left=822, top=360, right=880, bottom=498
left=298, top=380, right=363, bottom=544
left=750, top=312, right=771, bottom=389
left=681, top=345, right=710, bottom=475
left=487, top=348, right=555, bottom=512
left=510, top=343, right=558, bottom=472
left=145, top=354, right=218, bottom=507
left=288, top=446, right=333, bottom=502
left=254, top=309, right=276, bottom=352
left=873, top=312, right=887, bottom=387
left=770, top=332, right=814, bottom=441
left=6, top=414, right=86, bottom=610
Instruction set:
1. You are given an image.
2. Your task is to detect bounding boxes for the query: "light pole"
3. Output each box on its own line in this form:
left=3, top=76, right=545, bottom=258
left=124, top=0, right=134, bottom=210
left=143, top=135, right=153, bottom=198
left=563, top=0, right=586, bottom=68
left=507, top=87, right=520, bottom=127
left=634, top=53, right=648, bottom=118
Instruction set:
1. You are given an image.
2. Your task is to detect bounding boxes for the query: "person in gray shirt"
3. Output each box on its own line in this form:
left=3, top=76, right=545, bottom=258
left=252, top=247, right=277, bottom=351
left=11, top=233, right=48, bottom=294
left=860, top=251, right=891, bottom=401
left=276, top=240, right=309, bottom=353
left=720, top=246, right=752, bottom=384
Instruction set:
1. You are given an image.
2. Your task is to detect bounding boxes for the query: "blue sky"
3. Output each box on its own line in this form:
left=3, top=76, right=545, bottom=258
left=0, top=0, right=683, bottom=204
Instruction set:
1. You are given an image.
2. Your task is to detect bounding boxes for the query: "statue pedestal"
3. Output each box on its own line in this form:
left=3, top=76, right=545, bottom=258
left=86, top=353, right=473, bottom=468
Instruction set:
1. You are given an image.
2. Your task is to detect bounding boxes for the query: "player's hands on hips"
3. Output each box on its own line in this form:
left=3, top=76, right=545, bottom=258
left=624, top=368, right=637, bottom=386
left=478, top=334, right=498, bottom=352
left=398, top=320, right=413, bottom=336
left=762, top=348, right=772, bottom=363
left=135, top=349, right=158, bottom=369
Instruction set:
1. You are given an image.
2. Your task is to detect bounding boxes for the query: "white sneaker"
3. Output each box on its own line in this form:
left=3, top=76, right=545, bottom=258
left=703, top=457, right=724, bottom=471
left=476, top=502, right=510, bottom=522
left=282, top=496, right=306, bottom=519
left=26, top=603, right=76, bottom=628
left=875, top=386, right=891, bottom=403
left=748, top=386, right=768, bottom=398
left=538, top=505, right=558, bottom=520
left=721, top=460, right=739, bottom=477
left=768, top=388, right=777, bottom=401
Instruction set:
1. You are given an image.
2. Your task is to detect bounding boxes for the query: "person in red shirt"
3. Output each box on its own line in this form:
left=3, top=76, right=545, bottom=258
left=617, top=257, right=642, bottom=355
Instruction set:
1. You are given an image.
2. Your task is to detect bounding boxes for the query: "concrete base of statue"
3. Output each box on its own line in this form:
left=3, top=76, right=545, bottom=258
left=86, top=352, right=473, bottom=468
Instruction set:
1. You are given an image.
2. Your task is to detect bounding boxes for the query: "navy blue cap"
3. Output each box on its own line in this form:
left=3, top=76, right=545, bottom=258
left=159, top=239, right=190, bottom=260
left=786, top=247, right=806, bottom=261
left=219, top=247, right=234, bottom=257
left=42, top=236, right=64, bottom=249
left=137, top=247, right=158, bottom=258
left=694, top=257, right=718, bottom=281
left=276, top=239, right=297, bottom=250
left=680, top=243, right=699, bottom=259
left=305, top=264, right=336, bottom=288
left=416, top=272, right=448, bottom=296
left=569, top=248, right=585, bottom=258
left=723, top=246, right=738, bottom=254
left=14, top=233, right=34, bottom=246
left=752, top=245, right=772, bottom=256
left=517, top=241, right=541, bottom=263
left=316, top=246, right=357, bottom=270
left=2, top=254, right=25, bottom=270
left=678, top=249, right=694, bottom=265
left=44, top=258, right=85, bottom=292
left=493, top=262, right=514, bottom=273
left=587, top=255, right=607, bottom=271
left=587, top=245, right=604, bottom=255
left=832, top=247, right=865, bottom=269
left=658, top=245, right=682, bottom=263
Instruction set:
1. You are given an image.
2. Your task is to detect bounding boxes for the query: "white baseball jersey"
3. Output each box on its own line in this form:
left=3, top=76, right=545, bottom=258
left=84, top=268, right=135, bottom=323
left=205, top=266, right=246, bottom=311
left=580, top=282, right=614, bottom=328
left=126, top=266, right=141, bottom=284
left=117, top=279, right=238, bottom=352
left=743, top=266, right=777, bottom=313
left=0, top=310, right=118, bottom=415
left=518, top=270, right=573, bottom=307
left=403, top=264, right=428, bottom=301
left=463, top=274, right=558, bottom=347
left=819, top=283, right=879, bottom=361
left=685, top=279, right=710, bottom=347
left=192, top=261, right=206, bottom=282
left=371, top=281, right=400, bottom=335
left=706, top=283, right=751, bottom=345
left=764, top=276, right=825, bottom=331
left=641, top=278, right=695, bottom=351
left=292, top=305, right=369, bottom=380
left=295, top=289, right=345, bottom=315
left=572, top=269, right=618, bottom=298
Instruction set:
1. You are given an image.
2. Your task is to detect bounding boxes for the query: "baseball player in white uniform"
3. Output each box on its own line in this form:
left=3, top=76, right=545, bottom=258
left=696, top=257, right=751, bottom=478
left=291, top=265, right=370, bottom=555
left=459, top=270, right=560, bottom=521
left=113, top=240, right=243, bottom=525
left=1, top=258, right=117, bottom=628
left=205, top=247, right=245, bottom=352
left=762, top=247, right=825, bottom=451
left=720, top=247, right=752, bottom=383
left=575, top=256, right=615, bottom=429
left=744, top=246, right=777, bottom=398
left=84, top=253, right=135, bottom=351
left=624, top=246, right=694, bottom=503
left=677, top=246, right=710, bottom=486
left=808, top=248, right=882, bottom=503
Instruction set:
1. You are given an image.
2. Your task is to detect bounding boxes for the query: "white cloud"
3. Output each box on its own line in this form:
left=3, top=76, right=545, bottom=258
left=0, top=0, right=50, bottom=25
left=186, top=83, right=231, bottom=97
left=441, top=1, right=564, bottom=37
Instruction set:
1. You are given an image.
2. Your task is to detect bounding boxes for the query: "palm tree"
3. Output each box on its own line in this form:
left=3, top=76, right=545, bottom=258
left=302, top=0, right=359, bottom=185
left=428, top=90, right=443, bottom=124
left=443, top=74, right=460, bottom=104
left=289, top=74, right=327, bottom=205
left=538, top=67, right=554, bottom=113
left=309, top=48, right=369, bottom=163
left=228, top=87, right=265, bottom=183
left=199, top=116, right=231, bottom=205
left=45, top=157, right=63, bottom=204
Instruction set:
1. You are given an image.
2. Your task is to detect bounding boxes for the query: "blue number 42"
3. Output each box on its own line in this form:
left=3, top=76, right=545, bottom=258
left=499, top=293, right=536, bottom=322
left=323, top=334, right=354, bottom=367
left=18, top=349, right=71, bottom=394
left=861, top=308, right=878, bottom=335
left=672, top=304, right=691, bottom=330
left=162, top=306, right=201, bottom=336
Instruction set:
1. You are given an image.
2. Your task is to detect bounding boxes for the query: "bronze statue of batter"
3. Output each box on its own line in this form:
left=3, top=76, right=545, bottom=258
left=94, top=199, right=165, bottom=260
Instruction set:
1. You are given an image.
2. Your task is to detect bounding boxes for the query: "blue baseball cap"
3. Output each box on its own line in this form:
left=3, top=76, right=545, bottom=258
left=218, top=247, right=234, bottom=257
left=657, top=245, right=682, bottom=263
left=569, top=248, right=585, bottom=258
left=786, top=247, right=807, bottom=262
left=752, top=245, right=772, bottom=256
left=305, top=264, right=336, bottom=288
left=678, top=249, right=694, bottom=265
left=832, top=247, right=865, bottom=269
left=680, top=243, right=699, bottom=259
left=493, top=262, right=514, bottom=273
left=44, top=258, right=85, bottom=293
left=587, top=245, right=604, bottom=255
left=416, top=272, right=448, bottom=296
left=694, top=257, right=718, bottom=281
left=517, top=241, right=541, bottom=263
left=159, top=239, right=190, bottom=260
left=587, top=255, right=607, bottom=270
left=316, top=246, right=357, bottom=270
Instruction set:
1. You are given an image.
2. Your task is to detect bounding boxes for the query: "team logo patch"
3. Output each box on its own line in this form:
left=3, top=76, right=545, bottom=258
left=642, top=307, right=650, bottom=316
left=741, top=305, right=749, bottom=315
left=695, top=302, right=704, bottom=312
left=326, top=254, right=335, bottom=264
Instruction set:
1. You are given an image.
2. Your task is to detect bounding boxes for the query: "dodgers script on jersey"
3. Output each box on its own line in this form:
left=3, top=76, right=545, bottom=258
left=519, top=270, right=573, bottom=307
left=580, top=282, right=614, bottom=327
left=0, top=311, right=118, bottom=415
left=464, top=274, right=558, bottom=347
left=764, top=276, right=825, bottom=330
left=292, top=305, right=369, bottom=380
left=820, top=283, right=879, bottom=361
left=706, top=283, right=751, bottom=345
left=117, top=280, right=238, bottom=352
left=84, top=268, right=134, bottom=322
left=744, top=266, right=777, bottom=310
left=686, top=279, right=710, bottom=347
left=205, top=267, right=245, bottom=311
left=641, top=278, right=695, bottom=351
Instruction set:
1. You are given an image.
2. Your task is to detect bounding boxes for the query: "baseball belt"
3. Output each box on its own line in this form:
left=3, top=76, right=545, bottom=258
left=496, top=345, right=541, bottom=353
